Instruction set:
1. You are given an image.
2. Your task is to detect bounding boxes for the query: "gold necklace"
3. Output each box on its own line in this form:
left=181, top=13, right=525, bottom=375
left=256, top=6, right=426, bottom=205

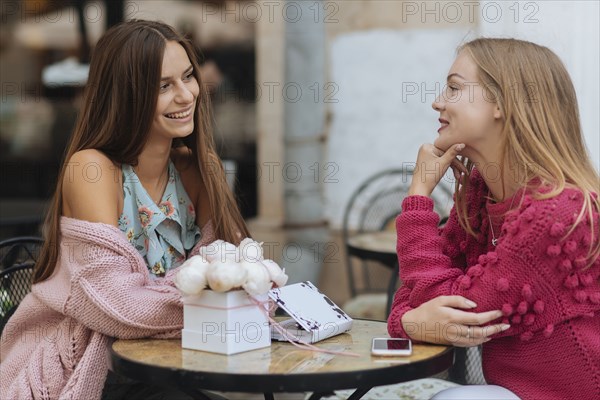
left=488, top=194, right=518, bottom=247
left=488, top=213, right=499, bottom=246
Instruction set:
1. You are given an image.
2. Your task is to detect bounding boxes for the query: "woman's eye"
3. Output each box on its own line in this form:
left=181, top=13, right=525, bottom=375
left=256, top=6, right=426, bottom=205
left=184, top=72, right=194, bottom=81
left=160, top=83, right=170, bottom=91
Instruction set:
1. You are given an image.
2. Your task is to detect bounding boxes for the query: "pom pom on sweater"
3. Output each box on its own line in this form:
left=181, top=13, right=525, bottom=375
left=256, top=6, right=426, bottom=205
left=521, top=284, right=533, bottom=301
left=550, top=222, right=566, bottom=237
left=389, top=171, right=600, bottom=399
left=563, top=240, right=578, bottom=255
left=546, top=245, right=562, bottom=257
left=558, top=259, right=573, bottom=272
left=533, top=300, right=545, bottom=314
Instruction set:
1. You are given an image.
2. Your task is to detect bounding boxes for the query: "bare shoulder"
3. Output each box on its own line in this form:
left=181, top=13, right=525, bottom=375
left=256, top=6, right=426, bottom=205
left=62, top=149, right=122, bottom=226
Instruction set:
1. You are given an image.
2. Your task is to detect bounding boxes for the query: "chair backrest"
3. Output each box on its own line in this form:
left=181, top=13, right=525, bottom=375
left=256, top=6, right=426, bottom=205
left=1, top=263, right=35, bottom=317
left=342, top=169, right=453, bottom=297
left=0, top=236, right=44, bottom=272
left=449, top=346, right=487, bottom=385
left=0, top=237, right=44, bottom=334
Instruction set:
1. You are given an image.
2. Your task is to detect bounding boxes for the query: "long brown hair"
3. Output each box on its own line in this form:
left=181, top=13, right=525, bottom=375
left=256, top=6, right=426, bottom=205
left=34, top=20, right=249, bottom=283
left=453, top=38, right=599, bottom=265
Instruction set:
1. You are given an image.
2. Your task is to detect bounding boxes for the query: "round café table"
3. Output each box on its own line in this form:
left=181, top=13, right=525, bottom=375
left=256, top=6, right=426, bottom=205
left=110, top=319, right=454, bottom=400
left=346, top=231, right=397, bottom=265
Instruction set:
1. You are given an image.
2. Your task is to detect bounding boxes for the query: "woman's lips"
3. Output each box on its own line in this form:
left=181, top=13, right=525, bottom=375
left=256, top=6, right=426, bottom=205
left=438, top=118, right=449, bottom=133
left=164, top=106, right=194, bottom=122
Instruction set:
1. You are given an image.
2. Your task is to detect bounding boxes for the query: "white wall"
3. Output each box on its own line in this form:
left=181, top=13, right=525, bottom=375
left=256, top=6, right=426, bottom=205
left=325, top=1, right=599, bottom=229
left=326, top=29, right=467, bottom=229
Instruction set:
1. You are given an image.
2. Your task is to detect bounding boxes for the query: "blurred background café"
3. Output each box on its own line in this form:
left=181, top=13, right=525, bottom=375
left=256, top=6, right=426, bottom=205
left=1, top=0, right=598, bottom=311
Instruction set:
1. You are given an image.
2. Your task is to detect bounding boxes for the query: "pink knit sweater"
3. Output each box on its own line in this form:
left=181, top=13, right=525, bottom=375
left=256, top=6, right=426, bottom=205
left=0, top=217, right=214, bottom=400
left=388, top=170, right=600, bottom=399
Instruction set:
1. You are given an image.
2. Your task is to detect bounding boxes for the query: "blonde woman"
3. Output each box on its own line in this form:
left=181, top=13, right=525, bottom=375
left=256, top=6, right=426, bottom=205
left=389, top=38, right=599, bottom=399
left=0, top=20, right=248, bottom=399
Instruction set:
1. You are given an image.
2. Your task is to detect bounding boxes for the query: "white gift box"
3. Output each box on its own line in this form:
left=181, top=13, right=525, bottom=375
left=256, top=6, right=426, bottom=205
left=181, top=290, right=271, bottom=355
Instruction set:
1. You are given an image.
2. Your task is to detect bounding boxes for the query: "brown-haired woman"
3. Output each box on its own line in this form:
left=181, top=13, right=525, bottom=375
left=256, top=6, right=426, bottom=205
left=389, top=38, right=599, bottom=399
left=0, top=20, right=249, bottom=400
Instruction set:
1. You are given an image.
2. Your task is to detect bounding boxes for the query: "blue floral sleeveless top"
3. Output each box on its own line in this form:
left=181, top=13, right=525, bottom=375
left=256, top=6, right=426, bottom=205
left=118, top=160, right=201, bottom=277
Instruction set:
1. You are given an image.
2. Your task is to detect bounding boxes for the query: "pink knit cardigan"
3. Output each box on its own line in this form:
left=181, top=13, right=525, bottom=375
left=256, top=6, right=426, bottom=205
left=388, top=170, right=600, bottom=399
left=0, top=216, right=214, bottom=400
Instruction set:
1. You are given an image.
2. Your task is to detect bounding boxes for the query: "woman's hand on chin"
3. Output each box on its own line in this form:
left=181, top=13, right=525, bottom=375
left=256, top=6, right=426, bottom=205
left=408, top=143, right=466, bottom=197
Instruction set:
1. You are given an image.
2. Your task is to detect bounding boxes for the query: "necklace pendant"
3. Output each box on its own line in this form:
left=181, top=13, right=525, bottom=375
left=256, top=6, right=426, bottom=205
left=492, top=238, right=498, bottom=246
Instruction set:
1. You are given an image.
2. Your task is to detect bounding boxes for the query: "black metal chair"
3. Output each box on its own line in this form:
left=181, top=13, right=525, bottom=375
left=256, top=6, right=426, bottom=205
left=0, top=237, right=44, bottom=334
left=449, top=346, right=486, bottom=385
left=1, top=236, right=44, bottom=271
left=342, top=168, right=453, bottom=318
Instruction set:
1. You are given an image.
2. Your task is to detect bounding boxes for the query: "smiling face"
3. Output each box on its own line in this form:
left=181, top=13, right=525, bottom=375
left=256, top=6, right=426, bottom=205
left=149, top=41, right=200, bottom=143
left=432, top=51, right=503, bottom=156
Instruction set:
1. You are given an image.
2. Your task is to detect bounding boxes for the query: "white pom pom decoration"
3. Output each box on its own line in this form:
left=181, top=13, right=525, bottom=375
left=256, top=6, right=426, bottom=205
left=199, top=239, right=238, bottom=263
left=237, top=238, right=264, bottom=262
left=206, top=260, right=248, bottom=293
left=174, top=256, right=210, bottom=295
left=175, top=238, right=289, bottom=296
left=241, top=260, right=272, bottom=296
left=261, top=259, right=288, bottom=288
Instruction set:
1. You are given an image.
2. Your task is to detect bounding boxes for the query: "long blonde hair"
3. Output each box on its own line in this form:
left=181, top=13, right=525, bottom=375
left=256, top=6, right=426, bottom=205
left=454, top=38, right=599, bottom=264
left=34, top=20, right=249, bottom=283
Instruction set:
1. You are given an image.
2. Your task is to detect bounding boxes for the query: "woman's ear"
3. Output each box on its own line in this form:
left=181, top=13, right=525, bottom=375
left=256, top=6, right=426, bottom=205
left=493, top=105, right=503, bottom=119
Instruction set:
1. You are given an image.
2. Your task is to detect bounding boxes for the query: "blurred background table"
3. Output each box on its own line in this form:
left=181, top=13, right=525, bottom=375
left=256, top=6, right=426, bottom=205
left=346, top=232, right=398, bottom=316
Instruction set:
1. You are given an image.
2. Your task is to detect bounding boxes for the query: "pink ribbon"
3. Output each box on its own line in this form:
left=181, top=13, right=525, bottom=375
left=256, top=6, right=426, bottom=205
left=184, top=295, right=360, bottom=357
left=250, top=297, right=360, bottom=358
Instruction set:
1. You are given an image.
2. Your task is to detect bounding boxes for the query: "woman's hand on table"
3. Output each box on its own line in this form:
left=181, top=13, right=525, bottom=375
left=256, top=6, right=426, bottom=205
left=401, top=296, right=509, bottom=347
